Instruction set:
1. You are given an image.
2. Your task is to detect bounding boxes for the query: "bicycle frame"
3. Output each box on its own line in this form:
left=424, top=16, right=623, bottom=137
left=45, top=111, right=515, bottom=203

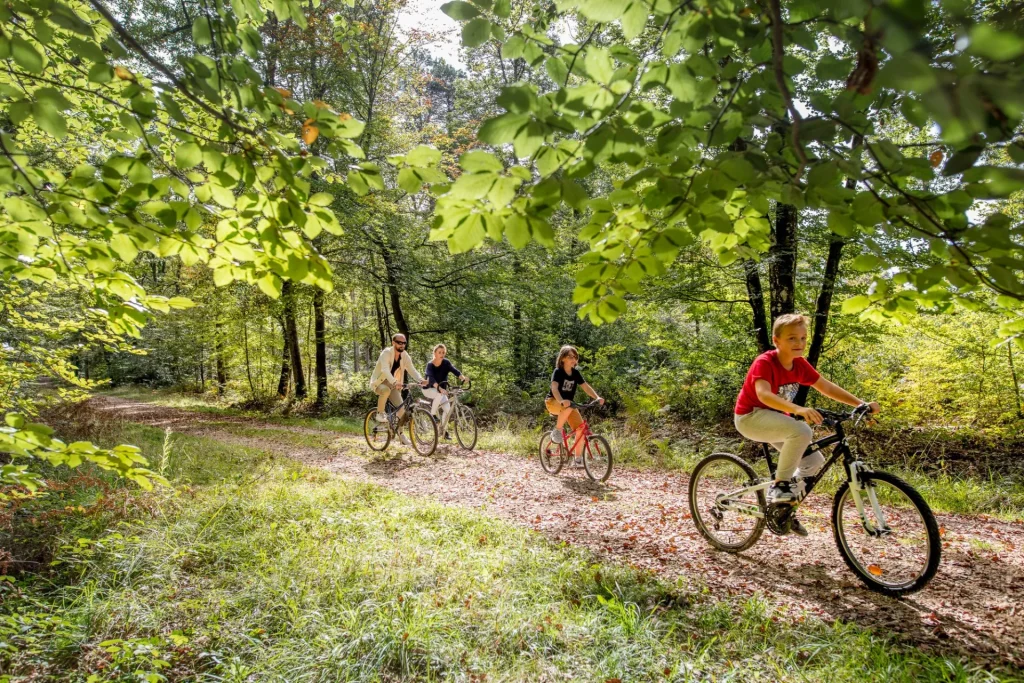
left=715, top=413, right=893, bottom=536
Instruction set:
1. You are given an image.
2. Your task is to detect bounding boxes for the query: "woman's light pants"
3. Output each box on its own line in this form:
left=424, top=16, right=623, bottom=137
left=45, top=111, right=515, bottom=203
left=422, top=388, right=452, bottom=433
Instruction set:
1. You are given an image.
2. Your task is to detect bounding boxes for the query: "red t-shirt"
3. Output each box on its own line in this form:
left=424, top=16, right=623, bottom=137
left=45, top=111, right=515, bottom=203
left=734, top=350, right=821, bottom=415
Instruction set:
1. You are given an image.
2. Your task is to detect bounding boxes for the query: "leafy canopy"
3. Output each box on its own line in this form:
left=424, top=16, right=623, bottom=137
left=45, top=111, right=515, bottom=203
left=435, top=0, right=1024, bottom=326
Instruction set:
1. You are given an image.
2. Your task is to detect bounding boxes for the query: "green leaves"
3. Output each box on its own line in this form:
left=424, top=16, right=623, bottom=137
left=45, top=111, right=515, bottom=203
left=462, top=18, right=492, bottom=47
left=175, top=143, right=203, bottom=169
left=441, top=1, right=480, bottom=19
left=11, top=36, right=44, bottom=72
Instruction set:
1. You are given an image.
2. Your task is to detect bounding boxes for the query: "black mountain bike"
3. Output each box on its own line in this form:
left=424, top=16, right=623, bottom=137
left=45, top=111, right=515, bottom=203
left=363, top=385, right=438, bottom=457
left=688, top=405, right=940, bottom=596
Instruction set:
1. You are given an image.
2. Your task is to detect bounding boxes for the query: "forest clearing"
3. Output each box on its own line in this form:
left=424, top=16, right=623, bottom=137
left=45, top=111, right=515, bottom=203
left=4, top=0, right=1024, bottom=679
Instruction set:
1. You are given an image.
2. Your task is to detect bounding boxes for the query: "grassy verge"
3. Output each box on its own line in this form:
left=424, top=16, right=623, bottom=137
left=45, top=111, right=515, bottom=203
left=1, top=422, right=1017, bottom=681
left=103, top=386, right=363, bottom=435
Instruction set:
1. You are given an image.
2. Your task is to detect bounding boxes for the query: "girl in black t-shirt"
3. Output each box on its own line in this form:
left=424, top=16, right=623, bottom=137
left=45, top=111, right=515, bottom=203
left=545, top=345, right=604, bottom=463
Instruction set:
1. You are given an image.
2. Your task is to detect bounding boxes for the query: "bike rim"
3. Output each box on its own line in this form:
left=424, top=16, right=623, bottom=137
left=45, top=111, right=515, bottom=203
left=585, top=437, right=611, bottom=481
left=410, top=410, right=436, bottom=455
left=539, top=436, right=563, bottom=473
left=364, top=412, right=389, bottom=450
left=692, top=457, right=763, bottom=549
left=836, top=479, right=932, bottom=590
left=455, top=406, right=475, bottom=445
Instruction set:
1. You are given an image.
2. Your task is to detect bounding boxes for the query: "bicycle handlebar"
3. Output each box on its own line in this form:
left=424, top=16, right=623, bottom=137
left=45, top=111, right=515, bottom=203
left=569, top=399, right=605, bottom=411
left=796, top=403, right=873, bottom=426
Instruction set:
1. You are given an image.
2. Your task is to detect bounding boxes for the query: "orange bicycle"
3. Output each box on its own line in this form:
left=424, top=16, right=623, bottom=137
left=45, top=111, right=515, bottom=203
left=538, top=400, right=612, bottom=482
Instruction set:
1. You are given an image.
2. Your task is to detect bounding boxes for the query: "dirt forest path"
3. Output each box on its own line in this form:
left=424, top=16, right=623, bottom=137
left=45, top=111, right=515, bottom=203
left=93, top=396, right=1024, bottom=672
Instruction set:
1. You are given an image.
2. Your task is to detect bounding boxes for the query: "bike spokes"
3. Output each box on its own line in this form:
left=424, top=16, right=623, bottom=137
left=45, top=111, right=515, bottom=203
left=689, top=453, right=765, bottom=552
left=834, top=474, right=937, bottom=593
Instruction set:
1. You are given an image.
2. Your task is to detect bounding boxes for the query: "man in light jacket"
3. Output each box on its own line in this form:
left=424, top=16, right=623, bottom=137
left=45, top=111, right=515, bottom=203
left=370, top=333, right=424, bottom=423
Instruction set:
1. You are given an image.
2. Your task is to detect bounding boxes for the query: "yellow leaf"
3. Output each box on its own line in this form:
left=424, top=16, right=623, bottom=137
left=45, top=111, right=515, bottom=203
left=929, top=150, right=943, bottom=168
left=302, top=124, right=319, bottom=145
left=272, top=86, right=292, bottom=99
left=114, top=66, right=134, bottom=81
left=867, top=564, right=884, bottom=576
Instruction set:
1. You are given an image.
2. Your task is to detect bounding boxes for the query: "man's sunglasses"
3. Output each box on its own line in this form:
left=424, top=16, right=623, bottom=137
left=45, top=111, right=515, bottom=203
left=395, top=341, right=407, bottom=346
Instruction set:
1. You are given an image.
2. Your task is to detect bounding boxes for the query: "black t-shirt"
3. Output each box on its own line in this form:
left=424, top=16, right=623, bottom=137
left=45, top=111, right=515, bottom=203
left=425, top=358, right=461, bottom=390
left=547, top=367, right=585, bottom=402
left=390, top=353, right=402, bottom=377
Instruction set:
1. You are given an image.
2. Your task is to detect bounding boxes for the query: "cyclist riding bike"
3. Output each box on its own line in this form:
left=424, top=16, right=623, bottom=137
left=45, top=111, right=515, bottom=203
left=545, top=345, right=604, bottom=467
left=370, top=333, right=426, bottom=445
left=422, top=343, right=469, bottom=441
left=734, top=313, right=879, bottom=536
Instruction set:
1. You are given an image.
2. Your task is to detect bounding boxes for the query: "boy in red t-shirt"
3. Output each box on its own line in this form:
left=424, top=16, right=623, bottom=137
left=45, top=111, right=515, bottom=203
left=735, top=314, right=879, bottom=531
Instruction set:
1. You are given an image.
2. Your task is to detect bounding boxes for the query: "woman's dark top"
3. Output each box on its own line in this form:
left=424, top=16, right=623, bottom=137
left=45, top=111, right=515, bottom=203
left=425, top=358, right=462, bottom=390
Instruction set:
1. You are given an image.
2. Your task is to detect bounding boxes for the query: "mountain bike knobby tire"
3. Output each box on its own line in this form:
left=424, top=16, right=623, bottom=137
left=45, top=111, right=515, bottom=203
left=363, top=409, right=391, bottom=451
left=832, top=470, right=941, bottom=596
left=688, top=452, right=767, bottom=552
left=583, top=434, right=613, bottom=483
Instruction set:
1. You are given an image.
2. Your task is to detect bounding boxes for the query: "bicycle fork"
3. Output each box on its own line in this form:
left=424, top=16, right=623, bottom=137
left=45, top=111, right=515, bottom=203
left=847, top=461, right=892, bottom=538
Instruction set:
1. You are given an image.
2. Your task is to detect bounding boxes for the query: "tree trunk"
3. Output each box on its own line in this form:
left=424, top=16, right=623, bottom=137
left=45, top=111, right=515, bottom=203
left=769, top=201, right=798, bottom=321
left=1007, top=339, right=1024, bottom=417
left=283, top=280, right=306, bottom=399
left=276, top=317, right=290, bottom=397
left=242, top=316, right=256, bottom=396
left=351, top=290, right=360, bottom=372
left=374, top=289, right=387, bottom=348
left=314, top=287, right=328, bottom=405
left=380, top=248, right=409, bottom=337
left=214, top=320, right=227, bottom=396
left=743, top=260, right=772, bottom=354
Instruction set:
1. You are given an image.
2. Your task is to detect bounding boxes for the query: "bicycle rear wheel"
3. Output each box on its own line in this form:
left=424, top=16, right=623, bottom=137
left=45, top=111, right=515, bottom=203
left=454, top=404, right=477, bottom=450
left=688, top=453, right=766, bottom=552
left=583, top=435, right=613, bottom=483
left=832, top=470, right=940, bottom=596
left=538, top=432, right=564, bottom=475
left=409, top=407, right=438, bottom=457
left=363, top=410, right=391, bottom=451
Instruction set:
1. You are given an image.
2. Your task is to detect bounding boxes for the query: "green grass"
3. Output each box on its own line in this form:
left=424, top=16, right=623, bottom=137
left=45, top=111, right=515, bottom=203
left=1, top=423, right=1018, bottom=681
left=103, top=386, right=363, bottom=435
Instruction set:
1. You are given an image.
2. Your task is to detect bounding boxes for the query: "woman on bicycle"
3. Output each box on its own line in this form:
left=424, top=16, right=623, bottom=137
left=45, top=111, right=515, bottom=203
left=546, top=345, right=604, bottom=465
left=422, top=343, right=468, bottom=440
left=734, top=314, right=879, bottom=514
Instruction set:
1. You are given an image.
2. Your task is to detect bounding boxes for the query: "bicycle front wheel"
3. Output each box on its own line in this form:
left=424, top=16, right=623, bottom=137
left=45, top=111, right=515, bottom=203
left=688, top=453, right=766, bottom=552
left=409, top=407, right=438, bottom=457
left=454, top=404, right=477, bottom=450
left=364, top=410, right=391, bottom=451
left=583, top=435, right=613, bottom=483
left=832, top=470, right=940, bottom=596
left=538, top=432, right=564, bottom=475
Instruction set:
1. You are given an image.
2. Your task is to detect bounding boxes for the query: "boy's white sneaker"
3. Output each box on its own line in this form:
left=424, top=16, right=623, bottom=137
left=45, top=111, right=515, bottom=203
left=375, top=412, right=388, bottom=423
left=768, top=481, right=798, bottom=505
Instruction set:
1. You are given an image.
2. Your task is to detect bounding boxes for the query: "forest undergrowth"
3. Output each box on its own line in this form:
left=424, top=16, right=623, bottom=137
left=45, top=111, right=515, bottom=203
left=0, top=402, right=1014, bottom=682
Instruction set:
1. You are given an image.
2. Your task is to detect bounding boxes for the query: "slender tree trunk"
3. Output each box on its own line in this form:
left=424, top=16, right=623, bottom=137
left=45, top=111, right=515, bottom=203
left=215, top=323, right=227, bottom=396
left=380, top=248, right=409, bottom=337
left=276, top=316, right=291, bottom=397
left=314, top=288, right=328, bottom=405
left=243, top=316, right=256, bottom=397
left=769, top=201, right=798, bottom=321
left=743, top=260, right=771, bottom=354
left=282, top=280, right=306, bottom=399
left=351, top=290, right=360, bottom=372
left=199, top=343, right=206, bottom=393
left=374, top=289, right=386, bottom=348
left=1003, top=339, right=1019, bottom=417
